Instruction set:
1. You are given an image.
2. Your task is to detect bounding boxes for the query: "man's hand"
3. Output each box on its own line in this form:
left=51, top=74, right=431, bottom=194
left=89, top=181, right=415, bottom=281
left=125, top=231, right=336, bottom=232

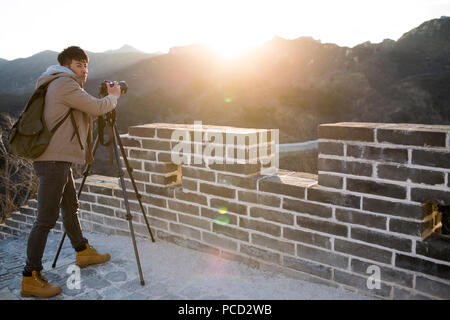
left=107, top=81, right=121, bottom=99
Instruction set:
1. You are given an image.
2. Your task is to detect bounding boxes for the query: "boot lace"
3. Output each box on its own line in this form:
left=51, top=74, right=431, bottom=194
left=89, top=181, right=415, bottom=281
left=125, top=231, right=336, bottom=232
left=88, top=244, right=99, bottom=254
left=33, top=272, right=49, bottom=286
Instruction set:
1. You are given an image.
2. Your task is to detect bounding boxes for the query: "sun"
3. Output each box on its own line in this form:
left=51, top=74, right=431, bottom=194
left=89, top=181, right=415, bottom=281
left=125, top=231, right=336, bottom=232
left=204, top=28, right=265, bottom=60
left=207, top=39, right=258, bottom=59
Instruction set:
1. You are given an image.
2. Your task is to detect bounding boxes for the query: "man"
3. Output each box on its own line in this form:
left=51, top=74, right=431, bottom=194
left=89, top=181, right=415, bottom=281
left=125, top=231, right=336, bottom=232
left=21, top=46, right=121, bottom=298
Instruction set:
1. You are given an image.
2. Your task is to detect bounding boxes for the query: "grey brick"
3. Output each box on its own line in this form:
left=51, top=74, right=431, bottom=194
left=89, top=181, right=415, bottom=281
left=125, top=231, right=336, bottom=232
left=318, top=158, right=372, bottom=177
left=377, top=129, right=446, bottom=147
left=351, top=227, right=412, bottom=252
left=412, top=150, right=450, bottom=169
left=202, top=232, right=238, bottom=251
left=210, top=198, right=247, bottom=215
left=168, top=200, right=199, bottom=216
left=212, top=223, right=249, bottom=241
left=411, top=187, right=450, bottom=204
left=389, top=218, right=431, bottom=237
left=283, top=256, right=332, bottom=280
left=334, top=239, right=392, bottom=264
left=149, top=208, right=177, bottom=222
left=333, top=270, right=392, bottom=297
left=240, top=244, right=280, bottom=264
left=318, top=124, right=375, bottom=142
left=259, top=175, right=307, bottom=199
left=251, top=233, right=295, bottom=255
left=307, top=187, right=360, bottom=209
left=318, top=174, right=343, bottom=189
left=416, top=233, right=450, bottom=263
left=182, top=167, right=215, bottom=182
left=175, top=189, right=208, bottom=206
left=201, top=207, right=238, bottom=226
left=169, top=223, right=201, bottom=240
left=217, top=173, right=257, bottom=189
left=239, top=217, right=281, bottom=237
left=296, top=216, right=348, bottom=237
left=347, top=145, right=408, bottom=163
left=351, top=259, right=413, bottom=288
left=297, top=244, right=348, bottom=269
left=179, top=214, right=210, bottom=231
left=151, top=174, right=178, bottom=185
left=128, top=126, right=155, bottom=138
left=347, top=178, right=406, bottom=199
left=377, top=164, right=445, bottom=185
left=393, top=287, right=432, bottom=300
left=208, top=163, right=261, bottom=175
left=283, top=227, right=332, bottom=249
left=238, top=190, right=281, bottom=207
left=318, top=141, right=344, bottom=156
left=200, top=183, right=236, bottom=199
left=250, top=207, right=294, bottom=225
left=283, top=198, right=332, bottom=218
left=363, top=198, right=423, bottom=219
left=395, top=254, right=450, bottom=280
left=129, top=149, right=156, bottom=161
left=415, top=276, right=450, bottom=299
left=142, top=139, right=171, bottom=151
left=335, top=208, right=386, bottom=230
left=144, top=162, right=178, bottom=174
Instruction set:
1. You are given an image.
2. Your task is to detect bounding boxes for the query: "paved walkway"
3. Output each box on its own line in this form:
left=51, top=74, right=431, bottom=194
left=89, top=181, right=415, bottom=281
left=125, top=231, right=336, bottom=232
left=0, top=231, right=375, bottom=300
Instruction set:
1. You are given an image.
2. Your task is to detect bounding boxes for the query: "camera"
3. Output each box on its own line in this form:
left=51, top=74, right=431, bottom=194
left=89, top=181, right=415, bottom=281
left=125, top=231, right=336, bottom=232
left=99, top=80, right=128, bottom=97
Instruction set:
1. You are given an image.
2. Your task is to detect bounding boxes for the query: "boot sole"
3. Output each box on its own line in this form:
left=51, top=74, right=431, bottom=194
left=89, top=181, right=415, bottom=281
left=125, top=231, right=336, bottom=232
left=76, top=258, right=111, bottom=269
left=20, top=291, right=61, bottom=298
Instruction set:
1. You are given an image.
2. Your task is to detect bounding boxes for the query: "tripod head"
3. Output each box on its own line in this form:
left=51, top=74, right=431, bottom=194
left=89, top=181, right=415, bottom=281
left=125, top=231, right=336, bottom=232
left=97, top=80, right=127, bottom=146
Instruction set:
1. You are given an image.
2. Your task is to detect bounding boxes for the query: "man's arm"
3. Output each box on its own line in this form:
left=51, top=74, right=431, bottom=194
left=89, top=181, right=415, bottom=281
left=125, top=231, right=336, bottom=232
left=57, top=77, right=120, bottom=117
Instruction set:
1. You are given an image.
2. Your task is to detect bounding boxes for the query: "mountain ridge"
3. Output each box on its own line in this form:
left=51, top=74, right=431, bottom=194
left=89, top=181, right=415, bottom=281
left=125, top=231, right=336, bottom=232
left=1, top=16, right=449, bottom=143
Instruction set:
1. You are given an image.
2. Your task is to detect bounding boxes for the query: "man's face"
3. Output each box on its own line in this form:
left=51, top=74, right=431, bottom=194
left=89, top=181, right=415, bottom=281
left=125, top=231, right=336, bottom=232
left=67, top=59, right=88, bottom=84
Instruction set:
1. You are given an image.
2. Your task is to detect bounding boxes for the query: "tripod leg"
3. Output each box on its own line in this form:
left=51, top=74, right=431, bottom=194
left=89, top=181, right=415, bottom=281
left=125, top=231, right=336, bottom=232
left=113, top=124, right=155, bottom=242
left=111, top=129, right=145, bottom=286
left=52, top=135, right=101, bottom=268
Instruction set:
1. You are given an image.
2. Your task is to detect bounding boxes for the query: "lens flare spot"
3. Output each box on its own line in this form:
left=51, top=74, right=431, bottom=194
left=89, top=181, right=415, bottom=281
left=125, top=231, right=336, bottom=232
left=225, top=97, right=232, bottom=103
left=218, top=206, right=228, bottom=215
left=215, top=216, right=230, bottom=226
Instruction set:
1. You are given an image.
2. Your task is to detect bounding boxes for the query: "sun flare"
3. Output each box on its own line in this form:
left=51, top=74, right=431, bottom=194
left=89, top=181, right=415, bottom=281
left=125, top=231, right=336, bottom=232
left=207, top=39, right=260, bottom=59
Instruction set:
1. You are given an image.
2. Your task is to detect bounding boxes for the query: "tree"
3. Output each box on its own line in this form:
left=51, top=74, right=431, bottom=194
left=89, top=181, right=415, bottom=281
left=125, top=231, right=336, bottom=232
left=0, top=113, right=36, bottom=223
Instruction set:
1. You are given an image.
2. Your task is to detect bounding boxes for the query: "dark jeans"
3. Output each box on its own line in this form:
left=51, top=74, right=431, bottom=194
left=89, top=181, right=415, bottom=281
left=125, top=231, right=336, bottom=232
left=24, top=161, right=87, bottom=274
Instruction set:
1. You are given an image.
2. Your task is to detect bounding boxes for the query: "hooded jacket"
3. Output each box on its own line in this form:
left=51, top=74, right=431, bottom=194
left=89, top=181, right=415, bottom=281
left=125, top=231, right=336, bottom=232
left=33, top=65, right=118, bottom=164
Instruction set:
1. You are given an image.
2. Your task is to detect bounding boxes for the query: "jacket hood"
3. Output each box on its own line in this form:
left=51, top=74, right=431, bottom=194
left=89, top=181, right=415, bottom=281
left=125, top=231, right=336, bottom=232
left=36, top=65, right=84, bottom=88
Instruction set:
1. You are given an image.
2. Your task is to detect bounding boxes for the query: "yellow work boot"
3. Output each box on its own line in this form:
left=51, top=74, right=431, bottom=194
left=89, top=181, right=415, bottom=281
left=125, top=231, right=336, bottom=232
left=76, top=242, right=110, bottom=268
left=21, top=271, right=62, bottom=298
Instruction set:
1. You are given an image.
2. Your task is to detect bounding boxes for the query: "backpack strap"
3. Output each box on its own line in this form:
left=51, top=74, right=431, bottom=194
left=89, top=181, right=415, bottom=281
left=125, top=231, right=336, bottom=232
left=43, top=74, right=84, bottom=151
left=69, top=111, right=84, bottom=150
left=50, top=109, right=72, bottom=134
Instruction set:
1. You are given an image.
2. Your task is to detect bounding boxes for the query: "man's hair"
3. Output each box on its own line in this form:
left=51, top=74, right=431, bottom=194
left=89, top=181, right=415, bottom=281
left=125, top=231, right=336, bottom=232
left=57, top=46, right=89, bottom=66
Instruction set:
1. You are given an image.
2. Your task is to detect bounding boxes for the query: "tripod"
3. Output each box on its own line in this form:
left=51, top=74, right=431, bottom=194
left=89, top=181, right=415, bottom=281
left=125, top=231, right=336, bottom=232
left=51, top=108, right=155, bottom=286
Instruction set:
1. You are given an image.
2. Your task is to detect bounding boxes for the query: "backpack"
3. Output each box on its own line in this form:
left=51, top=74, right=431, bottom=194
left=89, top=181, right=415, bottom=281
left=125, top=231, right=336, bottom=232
left=8, top=75, right=82, bottom=159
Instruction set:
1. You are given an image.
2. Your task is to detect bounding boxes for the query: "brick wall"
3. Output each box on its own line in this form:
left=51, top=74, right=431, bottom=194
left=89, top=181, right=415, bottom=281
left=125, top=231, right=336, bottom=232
left=2, top=122, right=449, bottom=300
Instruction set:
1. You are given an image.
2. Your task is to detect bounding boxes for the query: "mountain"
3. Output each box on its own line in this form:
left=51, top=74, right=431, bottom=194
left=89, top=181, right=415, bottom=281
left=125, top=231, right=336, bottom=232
left=1, top=17, right=450, bottom=143
left=0, top=47, right=160, bottom=95
left=103, top=44, right=143, bottom=54
left=80, top=16, right=449, bottom=142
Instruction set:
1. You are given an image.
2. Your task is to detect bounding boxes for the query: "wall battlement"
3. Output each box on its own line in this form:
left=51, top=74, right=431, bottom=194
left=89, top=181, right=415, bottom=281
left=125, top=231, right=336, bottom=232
left=2, top=122, right=449, bottom=299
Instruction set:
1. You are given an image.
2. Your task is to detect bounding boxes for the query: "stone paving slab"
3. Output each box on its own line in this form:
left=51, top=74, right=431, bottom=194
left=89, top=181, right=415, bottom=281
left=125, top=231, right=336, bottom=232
left=0, top=231, right=375, bottom=300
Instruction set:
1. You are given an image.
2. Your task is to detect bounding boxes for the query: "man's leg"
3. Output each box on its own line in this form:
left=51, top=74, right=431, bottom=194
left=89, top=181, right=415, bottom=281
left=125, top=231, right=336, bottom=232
left=24, top=161, right=71, bottom=274
left=59, top=165, right=88, bottom=252
left=60, top=164, right=111, bottom=268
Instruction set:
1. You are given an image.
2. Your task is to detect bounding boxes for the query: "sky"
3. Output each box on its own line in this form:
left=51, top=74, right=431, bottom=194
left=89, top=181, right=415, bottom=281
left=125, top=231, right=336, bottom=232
left=0, top=0, right=449, bottom=60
